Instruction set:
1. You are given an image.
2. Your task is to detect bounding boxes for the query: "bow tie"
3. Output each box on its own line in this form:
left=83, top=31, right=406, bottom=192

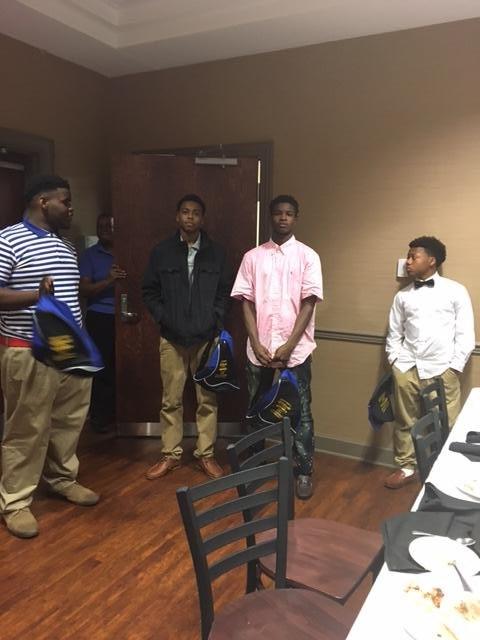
left=414, top=279, right=435, bottom=289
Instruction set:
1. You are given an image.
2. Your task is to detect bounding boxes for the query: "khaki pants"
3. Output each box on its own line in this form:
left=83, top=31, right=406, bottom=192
left=160, top=337, right=218, bottom=460
left=0, top=346, right=92, bottom=513
left=392, top=365, right=461, bottom=469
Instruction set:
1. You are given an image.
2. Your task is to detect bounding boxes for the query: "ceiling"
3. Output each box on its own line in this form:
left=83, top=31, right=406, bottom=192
left=1, top=0, right=479, bottom=77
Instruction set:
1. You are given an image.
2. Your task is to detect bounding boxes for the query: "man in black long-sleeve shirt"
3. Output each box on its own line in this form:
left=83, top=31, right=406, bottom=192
left=142, top=194, right=231, bottom=480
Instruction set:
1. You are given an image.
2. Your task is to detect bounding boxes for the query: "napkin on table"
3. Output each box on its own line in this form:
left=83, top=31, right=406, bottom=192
left=449, top=441, right=480, bottom=461
left=382, top=511, right=453, bottom=572
left=418, top=483, right=480, bottom=556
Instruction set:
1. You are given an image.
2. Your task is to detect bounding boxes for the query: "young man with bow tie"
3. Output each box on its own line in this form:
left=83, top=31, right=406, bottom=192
left=384, top=236, right=475, bottom=489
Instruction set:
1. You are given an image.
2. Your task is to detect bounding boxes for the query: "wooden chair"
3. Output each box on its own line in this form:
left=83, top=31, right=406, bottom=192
left=420, top=376, right=449, bottom=444
left=177, top=458, right=352, bottom=640
left=227, top=419, right=384, bottom=604
left=411, top=410, right=443, bottom=484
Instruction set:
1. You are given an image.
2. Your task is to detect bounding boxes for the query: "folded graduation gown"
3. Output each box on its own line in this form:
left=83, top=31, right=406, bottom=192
left=382, top=483, right=480, bottom=572
left=467, top=430, right=480, bottom=444
left=449, top=441, right=480, bottom=461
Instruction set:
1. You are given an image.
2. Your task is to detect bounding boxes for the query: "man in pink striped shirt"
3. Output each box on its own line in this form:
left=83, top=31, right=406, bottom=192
left=231, top=195, right=323, bottom=499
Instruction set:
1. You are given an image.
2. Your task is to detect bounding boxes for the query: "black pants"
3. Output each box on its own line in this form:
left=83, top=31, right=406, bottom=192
left=86, top=311, right=115, bottom=425
left=246, top=357, right=314, bottom=475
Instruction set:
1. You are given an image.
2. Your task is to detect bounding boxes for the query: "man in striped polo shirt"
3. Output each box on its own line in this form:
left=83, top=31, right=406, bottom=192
left=0, top=175, right=99, bottom=539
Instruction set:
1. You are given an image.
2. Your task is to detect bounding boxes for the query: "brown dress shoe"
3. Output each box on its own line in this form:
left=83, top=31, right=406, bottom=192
left=146, top=456, right=181, bottom=480
left=196, top=456, right=224, bottom=479
left=384, top=468, right=418, bottom=489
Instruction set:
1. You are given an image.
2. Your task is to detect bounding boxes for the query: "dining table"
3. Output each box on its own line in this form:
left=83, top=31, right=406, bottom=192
left=346, top=387, right=480, bottom=640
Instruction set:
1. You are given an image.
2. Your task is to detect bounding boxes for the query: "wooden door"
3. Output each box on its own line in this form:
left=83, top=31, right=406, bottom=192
left=0, top=159, right=26, bottom=227
left=0, top=159, right=26, bottom=424
left=112, top=154, right=258, bottom=435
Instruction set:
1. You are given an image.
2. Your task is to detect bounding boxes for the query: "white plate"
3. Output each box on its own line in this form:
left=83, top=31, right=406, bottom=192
left=457, top=478, right=480, bottom=500
left=403, top=577, right=480, bottom=640
left=409, top=536, right=480, bottom=576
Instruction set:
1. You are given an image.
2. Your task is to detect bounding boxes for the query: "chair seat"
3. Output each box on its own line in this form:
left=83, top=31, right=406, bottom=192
left=257, top=518, right=383, bottom=602
left=209, top=587, right=352, bottom=639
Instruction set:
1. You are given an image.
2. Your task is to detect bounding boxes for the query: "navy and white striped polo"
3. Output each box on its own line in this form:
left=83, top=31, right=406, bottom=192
left=0, top=219, right=82, bottom=340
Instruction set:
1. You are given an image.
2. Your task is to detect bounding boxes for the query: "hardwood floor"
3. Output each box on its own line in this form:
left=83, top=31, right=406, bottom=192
left=0, top=431, right=418, bottom=640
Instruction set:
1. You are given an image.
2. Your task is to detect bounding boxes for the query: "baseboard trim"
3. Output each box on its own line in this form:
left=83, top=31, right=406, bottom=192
left=314, top=434, right=395, bottom=468
left=115, top=421, right=394, bottom=467
left=116, top=421, right=244, bottom=439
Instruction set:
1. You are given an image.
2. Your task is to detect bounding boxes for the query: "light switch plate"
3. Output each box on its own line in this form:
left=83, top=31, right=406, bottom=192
left=397, top=258, right=408, bottom=277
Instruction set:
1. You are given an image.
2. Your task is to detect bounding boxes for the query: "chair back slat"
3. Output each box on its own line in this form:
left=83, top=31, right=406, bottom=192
left=176, top=458, right=290, bottom=640
left=227, top=418, right=295, bottom=519
left=238, top=442, right=285, bottom=471
left=197, top=488, right=277, bottom=528
left=203, top=515, right=277, bottom=555
left=188, top=460, right=282, bottom=501
left=209, top=539, right=277, bottom=581
left=243, top=477, right=269, bottom=495
left=411, top=410, right=443, bottom=483
left=228, top=419, right=291, bottom=455
left=234, top=478, right=276, bottom=521
left=420, top=377, right=449, bottom=444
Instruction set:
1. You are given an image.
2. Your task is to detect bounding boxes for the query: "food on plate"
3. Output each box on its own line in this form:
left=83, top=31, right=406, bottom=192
left=442, top=597, right=480, bottom=640
left=404, top=582, right=445, bottom=609
left=404, top=582, right=480, bottom=640
left=455, top=597, right=480, bottom=620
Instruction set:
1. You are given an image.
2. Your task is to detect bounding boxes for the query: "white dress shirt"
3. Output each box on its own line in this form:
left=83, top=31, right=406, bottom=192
left=385, top=272, right=475, bottom=379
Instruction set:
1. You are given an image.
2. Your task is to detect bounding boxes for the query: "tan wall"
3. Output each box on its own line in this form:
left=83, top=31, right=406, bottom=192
left=4, top=20, right=477, bottom=459
left=109, top=18, right=480, bottom=460
left=0, top=33, right=109, bottom=238
left=312, top=341, right=480, bottom=464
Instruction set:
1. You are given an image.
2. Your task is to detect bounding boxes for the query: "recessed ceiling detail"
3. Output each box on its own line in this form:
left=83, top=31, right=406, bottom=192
left=0, top=0, right=479, bottom=77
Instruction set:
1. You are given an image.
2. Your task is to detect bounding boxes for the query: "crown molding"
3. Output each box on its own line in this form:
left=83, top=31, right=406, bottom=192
left=3, top=1, right=480, bottom=77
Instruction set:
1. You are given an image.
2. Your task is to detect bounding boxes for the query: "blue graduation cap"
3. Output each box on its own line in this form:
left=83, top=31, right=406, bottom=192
left=193, top=330, right=240, bottom=392
left=32, top=295, right=104, bottom=377
left=368, top=372, right=394, bottom=430
left=246, top=368, right=300, bottom=430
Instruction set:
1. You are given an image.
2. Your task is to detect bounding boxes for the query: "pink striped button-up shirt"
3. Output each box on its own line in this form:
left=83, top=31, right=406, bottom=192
left=231, top=236, right=323, bottom=367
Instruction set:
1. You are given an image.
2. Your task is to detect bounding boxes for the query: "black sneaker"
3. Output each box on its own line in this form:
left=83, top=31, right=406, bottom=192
left=296, top=474, right=313, bottom=500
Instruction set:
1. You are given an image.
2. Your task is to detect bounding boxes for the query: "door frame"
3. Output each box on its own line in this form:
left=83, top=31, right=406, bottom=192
left=113, top=153, right=261, bottom=440
left=0, top=127, right=54, bottom=177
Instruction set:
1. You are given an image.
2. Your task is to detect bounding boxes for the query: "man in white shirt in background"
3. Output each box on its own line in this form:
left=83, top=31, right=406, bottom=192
left=385, top=236, right=475, bottom=489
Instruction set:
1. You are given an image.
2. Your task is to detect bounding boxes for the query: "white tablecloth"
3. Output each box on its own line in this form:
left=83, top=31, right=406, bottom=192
left=346, top=387, right=480, bottom=640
